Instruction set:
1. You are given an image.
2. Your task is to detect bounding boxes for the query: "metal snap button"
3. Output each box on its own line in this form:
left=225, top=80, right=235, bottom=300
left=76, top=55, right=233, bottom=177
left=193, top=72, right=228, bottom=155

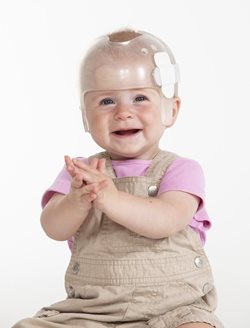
left=203, top=282, right=212, bottom=294
left=148, top=185, right=158, bottom=197
left=151, top=292, right=158, bottom=297
left=72, top=262, right=80, bottom=274
left=194, top=256, right=203, bottom=268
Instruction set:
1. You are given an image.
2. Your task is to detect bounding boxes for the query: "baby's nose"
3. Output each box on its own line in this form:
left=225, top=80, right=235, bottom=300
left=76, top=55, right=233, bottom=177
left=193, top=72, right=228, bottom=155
left=114, top=104, right=134, bottom=120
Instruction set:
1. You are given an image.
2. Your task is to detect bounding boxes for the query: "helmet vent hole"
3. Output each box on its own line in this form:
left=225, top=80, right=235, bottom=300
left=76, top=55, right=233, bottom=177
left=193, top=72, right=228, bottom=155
left=108, top=30, right=142, bottom=43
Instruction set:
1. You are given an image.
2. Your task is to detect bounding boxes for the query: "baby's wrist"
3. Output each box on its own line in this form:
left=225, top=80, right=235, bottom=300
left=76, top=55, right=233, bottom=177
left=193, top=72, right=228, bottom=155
left=98, top=190, right=121, bottom=216
left=65, top=192, right=92, bottom=213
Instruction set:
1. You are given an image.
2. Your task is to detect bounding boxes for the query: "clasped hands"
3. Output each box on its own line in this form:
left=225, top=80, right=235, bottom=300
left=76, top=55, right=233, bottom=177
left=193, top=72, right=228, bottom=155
left=64, top=155, right=119, bottom=212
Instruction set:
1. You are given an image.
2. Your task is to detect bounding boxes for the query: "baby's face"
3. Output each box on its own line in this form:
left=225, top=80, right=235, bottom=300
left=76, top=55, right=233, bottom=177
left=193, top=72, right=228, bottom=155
left=83, top=87, right=172, bottom=160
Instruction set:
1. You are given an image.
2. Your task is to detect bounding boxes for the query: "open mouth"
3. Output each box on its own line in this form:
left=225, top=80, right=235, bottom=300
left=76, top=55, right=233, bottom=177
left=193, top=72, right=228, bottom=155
left=112, top=129, right=141, bottom=136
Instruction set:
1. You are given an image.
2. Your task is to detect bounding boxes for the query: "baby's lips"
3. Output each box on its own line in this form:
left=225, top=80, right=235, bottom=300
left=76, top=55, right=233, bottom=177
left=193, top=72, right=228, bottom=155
left=112, top=128, right=142, bottom=135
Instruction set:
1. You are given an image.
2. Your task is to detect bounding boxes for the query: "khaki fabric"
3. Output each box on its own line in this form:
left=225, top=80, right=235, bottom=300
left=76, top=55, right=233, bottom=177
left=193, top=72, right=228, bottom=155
left=12, top=150, right=223, bottom=328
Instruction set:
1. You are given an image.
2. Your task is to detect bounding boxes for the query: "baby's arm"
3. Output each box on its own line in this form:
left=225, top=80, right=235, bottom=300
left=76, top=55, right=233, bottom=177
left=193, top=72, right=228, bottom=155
left=105, top=190, right=199, bottom=239
left=73, top=158, right=199, bottom=239
left=40, top=156, right=106, bottom=241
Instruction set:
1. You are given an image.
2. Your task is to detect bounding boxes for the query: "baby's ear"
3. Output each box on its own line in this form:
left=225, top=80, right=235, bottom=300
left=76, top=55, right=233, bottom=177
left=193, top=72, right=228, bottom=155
left=162, top=97, right=181, bottom=127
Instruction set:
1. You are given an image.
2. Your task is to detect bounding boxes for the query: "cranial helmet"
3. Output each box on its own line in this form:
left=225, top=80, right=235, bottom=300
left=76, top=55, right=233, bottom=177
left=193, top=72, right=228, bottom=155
left=79, top=29, right=180, bottom=130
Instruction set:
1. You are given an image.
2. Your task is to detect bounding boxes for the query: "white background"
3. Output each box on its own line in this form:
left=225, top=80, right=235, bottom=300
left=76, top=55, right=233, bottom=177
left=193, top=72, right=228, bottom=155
left=1, top=0, right=249, bottom=327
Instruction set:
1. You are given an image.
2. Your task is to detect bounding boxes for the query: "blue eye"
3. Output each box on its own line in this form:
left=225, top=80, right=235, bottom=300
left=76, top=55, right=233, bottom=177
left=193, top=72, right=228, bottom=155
left=100, top=98, right=114, bottom=105
left=134, top=95, right=148, bottom=102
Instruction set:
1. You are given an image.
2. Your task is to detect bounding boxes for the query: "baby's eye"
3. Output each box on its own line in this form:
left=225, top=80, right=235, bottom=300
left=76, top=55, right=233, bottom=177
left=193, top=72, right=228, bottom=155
left=100, top=98, right=114, bottom=105
left=134, top=95, right=148, bottom=102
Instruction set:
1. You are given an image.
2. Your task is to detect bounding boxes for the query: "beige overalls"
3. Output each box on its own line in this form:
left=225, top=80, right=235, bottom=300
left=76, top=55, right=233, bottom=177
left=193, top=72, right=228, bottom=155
left=13, top=151, right=223, bottom=328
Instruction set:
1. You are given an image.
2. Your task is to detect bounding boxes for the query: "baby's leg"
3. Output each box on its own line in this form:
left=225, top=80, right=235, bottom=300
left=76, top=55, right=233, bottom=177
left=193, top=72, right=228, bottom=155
left=178, top=324, right=215, bottom=328
left=12, top=316, right=116, bottom=328
left=12, top=317, right=56, bottom=328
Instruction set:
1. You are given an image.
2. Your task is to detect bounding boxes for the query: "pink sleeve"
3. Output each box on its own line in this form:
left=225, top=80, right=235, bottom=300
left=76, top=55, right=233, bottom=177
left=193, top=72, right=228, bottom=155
left=158, top=157, right=211, bottom=244
left=41, top=157, right=88, bottom=209
left=41, top=165, right=72, bottom=209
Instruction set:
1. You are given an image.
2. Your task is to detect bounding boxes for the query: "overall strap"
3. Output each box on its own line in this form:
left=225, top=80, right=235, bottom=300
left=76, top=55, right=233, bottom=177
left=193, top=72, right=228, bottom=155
left=88, top=150, right=179, bottom=183
left=145, top=150, right=179, bottom=186
left=88, top=151, right=116, bottom=178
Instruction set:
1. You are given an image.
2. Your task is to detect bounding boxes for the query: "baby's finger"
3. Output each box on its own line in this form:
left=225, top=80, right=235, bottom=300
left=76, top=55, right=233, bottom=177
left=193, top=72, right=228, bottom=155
left=89, top=157, right=99, bottom=169
left=73, top=159, right=92, bottom=172
left=86, top=192, right=97, bottom=202
left=64, top=155, right=76, bottom=176
left=97, top=158, right=106, bottom=174
left=81, top=180, right=106, bottom=194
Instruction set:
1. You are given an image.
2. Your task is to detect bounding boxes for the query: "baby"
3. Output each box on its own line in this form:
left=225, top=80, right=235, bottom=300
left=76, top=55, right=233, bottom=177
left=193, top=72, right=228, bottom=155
left=13, top=29, right=223, bottom=328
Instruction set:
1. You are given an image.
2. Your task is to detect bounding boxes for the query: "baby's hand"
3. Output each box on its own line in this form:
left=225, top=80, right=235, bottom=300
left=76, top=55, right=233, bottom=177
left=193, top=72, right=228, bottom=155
left=64, top=155, right=105, bottom=207
left=72, top=157, right=119, bottom=213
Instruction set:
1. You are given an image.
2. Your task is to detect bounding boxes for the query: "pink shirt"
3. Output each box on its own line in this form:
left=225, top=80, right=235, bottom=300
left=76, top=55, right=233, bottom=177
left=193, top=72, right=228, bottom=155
left=42, top=157, right=211, bottom=247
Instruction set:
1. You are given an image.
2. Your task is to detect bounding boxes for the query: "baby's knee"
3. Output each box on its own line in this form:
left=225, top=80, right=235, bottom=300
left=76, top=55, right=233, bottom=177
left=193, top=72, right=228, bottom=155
left=12, top=318, right=35, bottom=328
